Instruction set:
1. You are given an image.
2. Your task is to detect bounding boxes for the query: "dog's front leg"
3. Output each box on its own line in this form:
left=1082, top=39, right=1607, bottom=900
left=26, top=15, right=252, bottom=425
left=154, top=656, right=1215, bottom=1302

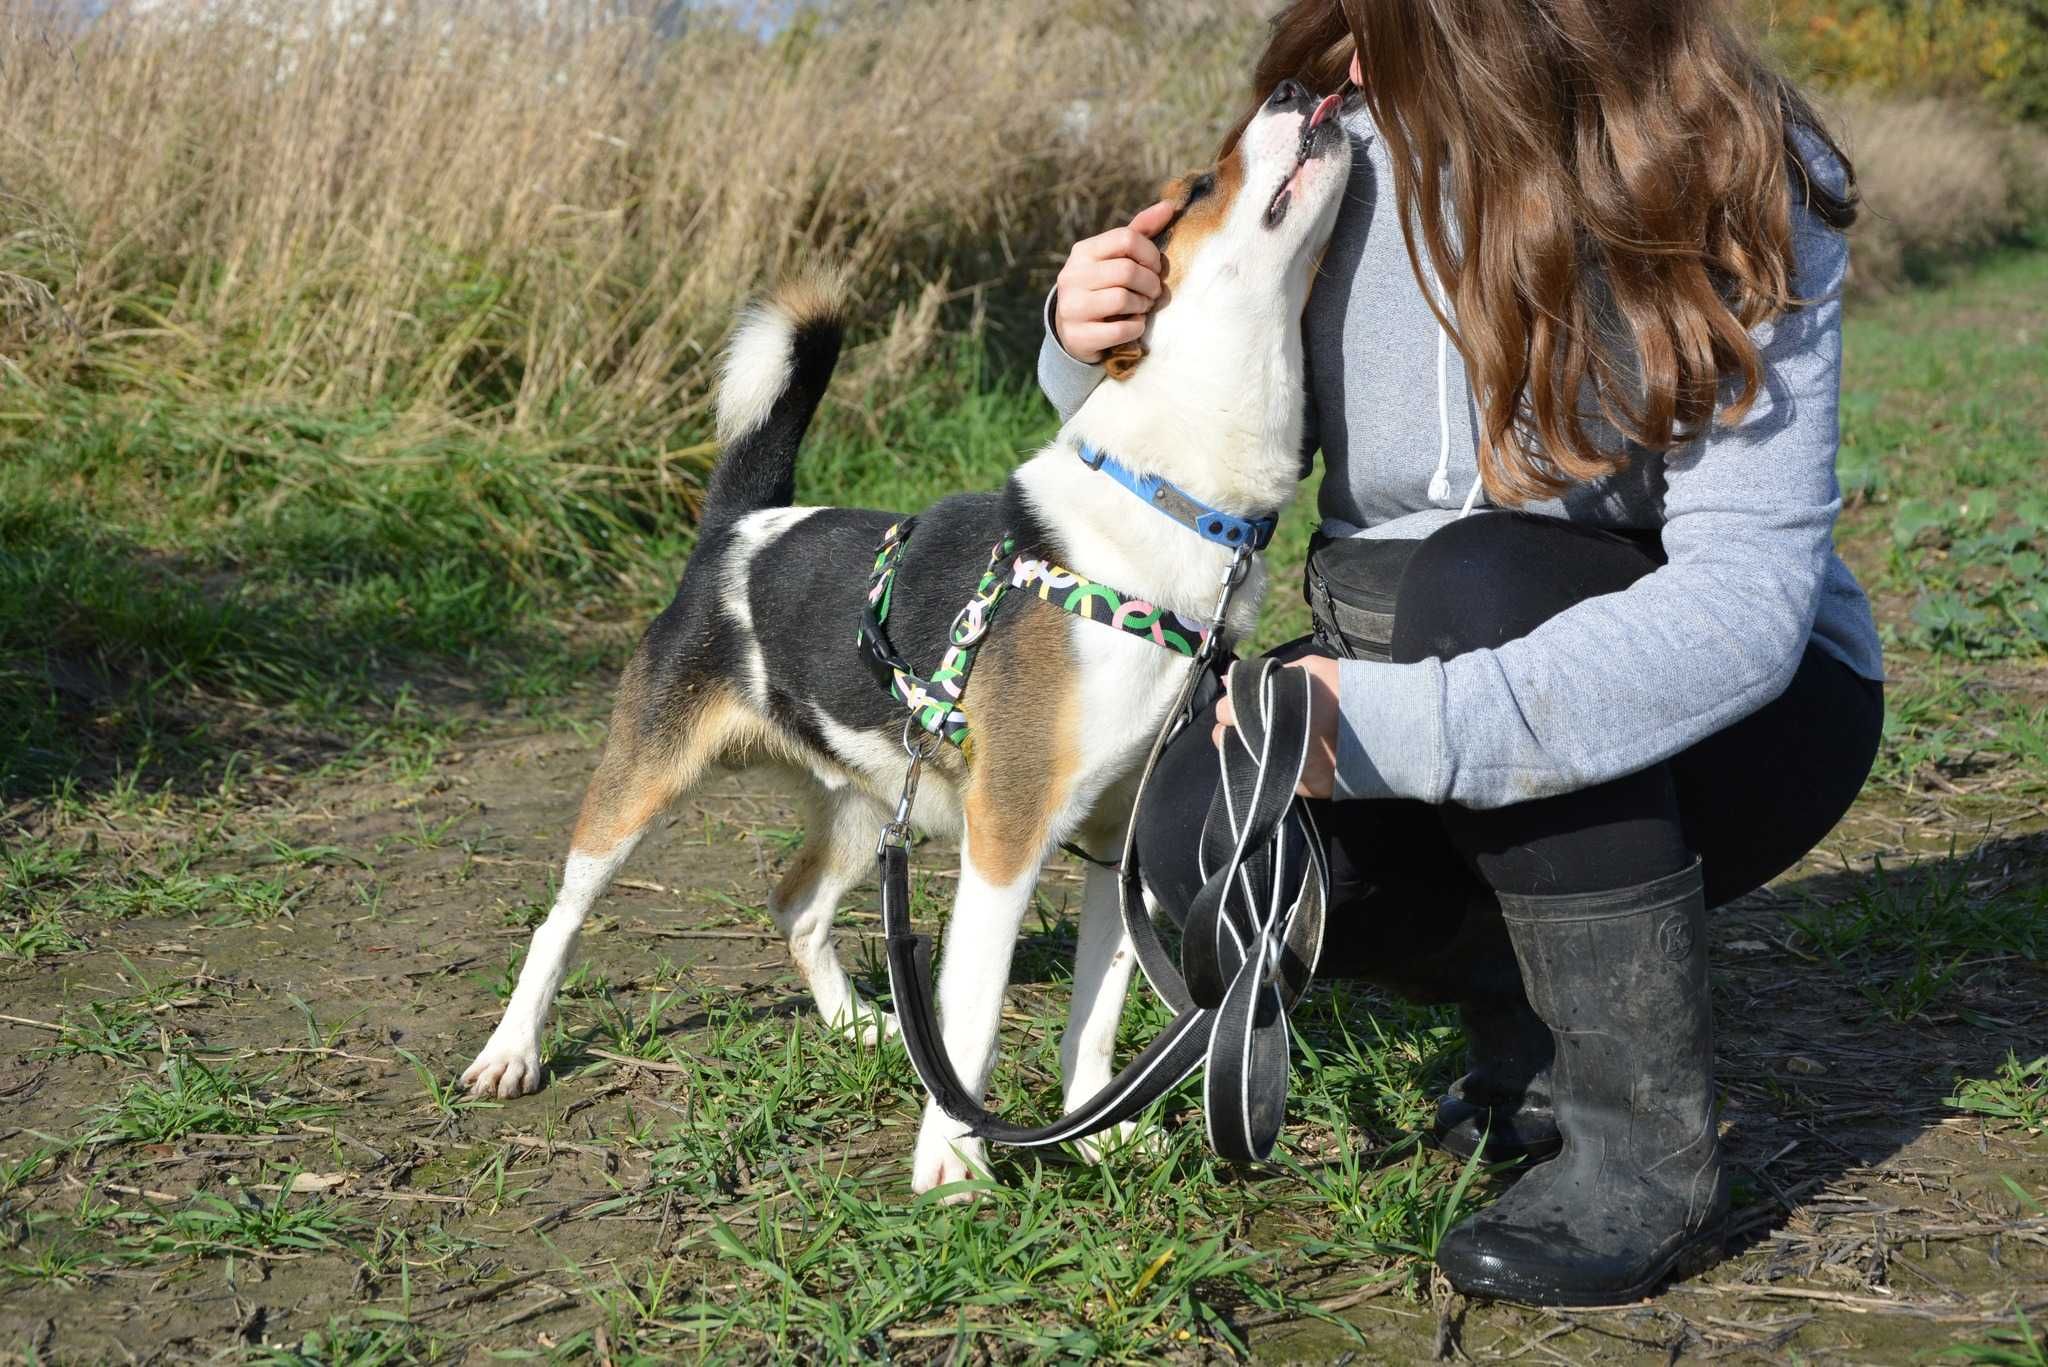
left=909, top=828, right=1043, bottom=1199
left=1059, top=837, right=1147, bottom=1162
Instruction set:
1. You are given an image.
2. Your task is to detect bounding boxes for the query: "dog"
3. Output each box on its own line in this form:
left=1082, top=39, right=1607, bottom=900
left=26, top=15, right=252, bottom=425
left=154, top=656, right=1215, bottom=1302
left=461, top=82, right=1351, bottom=1195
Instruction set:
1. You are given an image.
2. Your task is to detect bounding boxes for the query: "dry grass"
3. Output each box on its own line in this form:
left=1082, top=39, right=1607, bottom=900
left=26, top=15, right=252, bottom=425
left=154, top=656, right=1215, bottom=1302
left=0, top=0, right=2040, bottom=454
left=0, top=0, right=1261, bottom=446
left=1829, top=92, right=2048, bottom=289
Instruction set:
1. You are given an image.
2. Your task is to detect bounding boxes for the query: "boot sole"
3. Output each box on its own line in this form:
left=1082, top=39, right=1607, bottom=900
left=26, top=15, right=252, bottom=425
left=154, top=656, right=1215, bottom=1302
left=1442, top=1223, right=1724, bottom=1308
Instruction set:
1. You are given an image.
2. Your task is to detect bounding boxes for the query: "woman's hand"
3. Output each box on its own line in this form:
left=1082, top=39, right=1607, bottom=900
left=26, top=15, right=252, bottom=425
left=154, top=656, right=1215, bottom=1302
left=1212, top=655, right=1341, bottom=799
left=1052, top=199, right=1176, bottom=363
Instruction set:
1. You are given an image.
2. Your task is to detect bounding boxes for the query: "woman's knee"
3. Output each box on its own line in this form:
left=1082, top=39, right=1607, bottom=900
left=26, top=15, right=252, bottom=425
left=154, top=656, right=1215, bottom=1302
left=1390, top=513, right=1663, bottom=664
left=1131, top=717, right=1221, bottom=922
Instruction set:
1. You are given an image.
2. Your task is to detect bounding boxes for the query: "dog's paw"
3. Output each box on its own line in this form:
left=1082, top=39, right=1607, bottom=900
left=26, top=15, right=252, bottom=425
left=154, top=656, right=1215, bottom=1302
left=1073, top=1119, right=1168, bottom=1166
left=460, top=1035, right=544, bottom=1099
left=823, top=997, right=899, bottom=1048
left=911, top=1122, right=987, bottom=1202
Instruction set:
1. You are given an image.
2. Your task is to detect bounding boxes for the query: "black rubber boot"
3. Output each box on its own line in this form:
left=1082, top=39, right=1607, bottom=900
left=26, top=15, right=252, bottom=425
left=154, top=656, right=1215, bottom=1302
left=1370, top=887, right=1560, bottom=1167
left=1429, top=994, right=1560, bottom=1164
left=1435, top=861, right=1729, bottom=1306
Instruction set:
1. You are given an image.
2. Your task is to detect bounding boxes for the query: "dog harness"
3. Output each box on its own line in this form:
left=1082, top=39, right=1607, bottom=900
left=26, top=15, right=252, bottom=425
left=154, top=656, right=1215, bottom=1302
left=856, top=518, right=1214, bottom=753
left=865, top=447, right=1328, bottom=1166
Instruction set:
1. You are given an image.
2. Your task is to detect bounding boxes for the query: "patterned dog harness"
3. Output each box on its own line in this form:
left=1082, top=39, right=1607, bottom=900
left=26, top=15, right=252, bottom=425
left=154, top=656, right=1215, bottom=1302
left=855, top=517, right=1212, bottom=752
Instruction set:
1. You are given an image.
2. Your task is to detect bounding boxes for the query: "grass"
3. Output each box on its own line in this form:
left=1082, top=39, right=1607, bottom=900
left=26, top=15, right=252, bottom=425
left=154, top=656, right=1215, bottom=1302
left=1949, top=1054, right=2048, bottom=1133
left=87, top=1056, right=338, bottom=1145
left=1945, top=1313, right=2048, bottom=1367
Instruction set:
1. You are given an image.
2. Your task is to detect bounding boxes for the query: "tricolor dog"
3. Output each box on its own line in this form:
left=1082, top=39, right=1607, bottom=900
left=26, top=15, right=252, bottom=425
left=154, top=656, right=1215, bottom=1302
left=462, top=82, right=1352, bottom=1194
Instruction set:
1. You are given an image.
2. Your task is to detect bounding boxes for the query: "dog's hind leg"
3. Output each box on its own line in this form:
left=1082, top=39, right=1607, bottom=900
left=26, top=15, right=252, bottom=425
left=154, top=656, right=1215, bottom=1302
left=462, top=677, right=760, bottom=1098
left=772, top=787, right=897, bottom=1044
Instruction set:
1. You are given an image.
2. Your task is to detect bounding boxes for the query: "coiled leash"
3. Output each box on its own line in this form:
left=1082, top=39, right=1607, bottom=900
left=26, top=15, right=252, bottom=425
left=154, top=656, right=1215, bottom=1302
left=873, top=535, right=1329, bottom=1161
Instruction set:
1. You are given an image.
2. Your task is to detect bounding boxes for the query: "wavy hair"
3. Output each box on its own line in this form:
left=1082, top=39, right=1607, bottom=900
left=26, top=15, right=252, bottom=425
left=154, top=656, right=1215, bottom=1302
left=1229, top=0, right=1858, bottom=504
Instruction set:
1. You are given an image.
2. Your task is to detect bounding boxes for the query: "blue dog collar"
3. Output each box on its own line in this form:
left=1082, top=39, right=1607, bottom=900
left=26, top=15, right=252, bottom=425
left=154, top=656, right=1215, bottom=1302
left=1076, top=442, right=1279, bottom=552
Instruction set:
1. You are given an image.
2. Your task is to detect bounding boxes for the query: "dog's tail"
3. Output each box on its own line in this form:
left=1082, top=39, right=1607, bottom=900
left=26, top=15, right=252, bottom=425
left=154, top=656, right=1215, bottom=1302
left=700, top=271, right=849, bottom=534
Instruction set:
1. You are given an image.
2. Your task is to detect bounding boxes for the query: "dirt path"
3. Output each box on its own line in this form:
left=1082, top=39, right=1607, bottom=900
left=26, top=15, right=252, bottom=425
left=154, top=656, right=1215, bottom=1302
left=2, top=701, right=2045, bottom=1362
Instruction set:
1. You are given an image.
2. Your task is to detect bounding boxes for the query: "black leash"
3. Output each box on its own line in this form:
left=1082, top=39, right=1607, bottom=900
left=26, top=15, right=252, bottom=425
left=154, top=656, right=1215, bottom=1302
left=878, top=548, right=1329, bottom=1161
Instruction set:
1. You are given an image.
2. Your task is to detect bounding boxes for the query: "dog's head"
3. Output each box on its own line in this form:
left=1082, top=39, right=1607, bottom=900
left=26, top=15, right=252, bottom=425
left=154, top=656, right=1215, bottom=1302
left=1101, top=80, right=1352, bottom=383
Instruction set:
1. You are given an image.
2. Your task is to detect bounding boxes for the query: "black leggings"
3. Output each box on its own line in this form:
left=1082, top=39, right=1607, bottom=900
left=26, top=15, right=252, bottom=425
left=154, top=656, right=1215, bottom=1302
left=1137, top=512, right=1884, bottom=999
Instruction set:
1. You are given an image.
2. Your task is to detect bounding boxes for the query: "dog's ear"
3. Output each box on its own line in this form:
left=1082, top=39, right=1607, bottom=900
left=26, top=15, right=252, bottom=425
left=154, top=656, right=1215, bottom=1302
left=1104, top=340, right=1146, bottom=380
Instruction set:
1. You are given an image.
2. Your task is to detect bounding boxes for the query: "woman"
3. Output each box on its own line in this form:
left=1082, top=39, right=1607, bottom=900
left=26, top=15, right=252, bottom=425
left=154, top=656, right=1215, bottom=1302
left=1038, top=0, right=1884, bottom=1307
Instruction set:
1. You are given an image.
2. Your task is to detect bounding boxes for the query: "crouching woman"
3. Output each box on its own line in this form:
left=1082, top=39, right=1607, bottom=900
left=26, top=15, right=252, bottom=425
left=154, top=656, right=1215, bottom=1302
left=1038, top=0, right=1885, bottom=1306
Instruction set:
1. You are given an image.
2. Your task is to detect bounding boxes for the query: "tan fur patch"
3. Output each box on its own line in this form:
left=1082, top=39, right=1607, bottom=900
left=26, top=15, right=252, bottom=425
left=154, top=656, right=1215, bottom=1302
left=1158, top=147, right=1245, bottom=292
left=771, top=267, right=850, bottom=333
left=570, top=668, right=802, bottom=855
left=1103, top=341, right=1146, bottom=380
left=956, top=600, right=1082, bottom=886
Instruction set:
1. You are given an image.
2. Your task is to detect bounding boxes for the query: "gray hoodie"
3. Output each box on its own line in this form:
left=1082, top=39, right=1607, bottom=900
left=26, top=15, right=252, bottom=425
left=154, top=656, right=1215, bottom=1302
left=1037, top=112, right=1884, bottom=810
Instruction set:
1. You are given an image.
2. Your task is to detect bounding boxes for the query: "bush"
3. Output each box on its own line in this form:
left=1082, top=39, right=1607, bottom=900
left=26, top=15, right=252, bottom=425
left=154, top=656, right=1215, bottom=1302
left=1830, top=93, right=2048, bottom=288
left=1759, top=0, right=2048, bottom=123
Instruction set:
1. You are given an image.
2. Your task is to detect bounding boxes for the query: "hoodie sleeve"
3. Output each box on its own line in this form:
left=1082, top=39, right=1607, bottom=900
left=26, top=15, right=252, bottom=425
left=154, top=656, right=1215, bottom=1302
left=1331, top=164, right=1855, bottom=809
left=1038, top=287, right=1107, bottom=423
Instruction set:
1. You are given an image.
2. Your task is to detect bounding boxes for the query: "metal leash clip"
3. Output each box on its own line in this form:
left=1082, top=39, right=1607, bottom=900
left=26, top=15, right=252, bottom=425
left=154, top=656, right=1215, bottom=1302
left=879, top=716, right=943, bottom=854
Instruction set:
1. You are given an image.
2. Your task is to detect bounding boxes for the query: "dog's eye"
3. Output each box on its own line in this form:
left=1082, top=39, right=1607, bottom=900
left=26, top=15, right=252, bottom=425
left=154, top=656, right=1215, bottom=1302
left=1183, top=173, right=1216, bottom=208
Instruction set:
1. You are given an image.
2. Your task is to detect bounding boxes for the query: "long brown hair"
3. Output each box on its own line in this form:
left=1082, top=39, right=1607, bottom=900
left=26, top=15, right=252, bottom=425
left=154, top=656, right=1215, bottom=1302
left=1232, top=1, right=1857, bottom=504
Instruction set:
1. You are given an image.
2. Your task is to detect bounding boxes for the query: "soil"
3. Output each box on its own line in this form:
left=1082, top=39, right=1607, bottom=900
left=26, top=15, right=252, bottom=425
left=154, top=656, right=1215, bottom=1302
left=1, top=701, right=2044, bottom=1364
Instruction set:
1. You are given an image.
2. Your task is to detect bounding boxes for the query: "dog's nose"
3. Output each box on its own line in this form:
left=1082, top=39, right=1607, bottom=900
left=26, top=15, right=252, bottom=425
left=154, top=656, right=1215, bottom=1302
left=1267, top=79, right=1308, bottom=110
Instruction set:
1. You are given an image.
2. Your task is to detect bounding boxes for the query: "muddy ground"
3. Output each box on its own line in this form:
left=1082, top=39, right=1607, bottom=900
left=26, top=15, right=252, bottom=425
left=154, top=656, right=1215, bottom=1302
left=1, top=668, right=2044, bottom=1362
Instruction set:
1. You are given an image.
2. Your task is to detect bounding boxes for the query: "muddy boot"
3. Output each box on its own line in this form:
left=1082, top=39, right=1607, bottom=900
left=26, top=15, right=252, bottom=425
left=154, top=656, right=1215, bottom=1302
left=1435, top=861, right=1728, bottom=1305
left=1429, top=993, right=1560, bottom=1164
left=1383, top=890, right=1560, bottom=1167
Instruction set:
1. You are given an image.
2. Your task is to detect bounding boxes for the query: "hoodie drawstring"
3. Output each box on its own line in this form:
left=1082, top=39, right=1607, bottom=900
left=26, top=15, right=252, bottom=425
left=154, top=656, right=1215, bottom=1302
left=1424, top=273, right=1485, bottom=519
left=1427, top=328, right=1452, bottom=503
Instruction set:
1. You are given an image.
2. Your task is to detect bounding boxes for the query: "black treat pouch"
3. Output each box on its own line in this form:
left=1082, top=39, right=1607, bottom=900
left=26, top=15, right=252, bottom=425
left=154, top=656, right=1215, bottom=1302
left=1302, top=532, right=1421, bottom=663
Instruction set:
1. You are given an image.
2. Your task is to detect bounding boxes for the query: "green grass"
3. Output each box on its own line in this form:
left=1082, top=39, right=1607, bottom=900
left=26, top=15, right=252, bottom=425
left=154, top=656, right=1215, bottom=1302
left=1834, top=245, right=2048, bottom=807
left=88, top=1056, right=338, bottom=1144
left=2, top=240, right=2045, bottom=1358
left=1944, top=1312, right=2048, bottom=1367
left=1949, top=1054, right=2048, bottom=1133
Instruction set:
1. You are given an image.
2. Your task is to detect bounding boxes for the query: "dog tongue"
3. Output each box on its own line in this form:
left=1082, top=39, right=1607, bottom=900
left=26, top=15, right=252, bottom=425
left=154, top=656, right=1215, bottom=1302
left=1308, top=93, right=1342, bottom=129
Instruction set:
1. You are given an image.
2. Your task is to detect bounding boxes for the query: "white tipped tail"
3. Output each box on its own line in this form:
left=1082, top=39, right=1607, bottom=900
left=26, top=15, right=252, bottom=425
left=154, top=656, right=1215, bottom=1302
left=715, top=272, right=849, bottom=444
left=701, top=271, right=849, bottom=532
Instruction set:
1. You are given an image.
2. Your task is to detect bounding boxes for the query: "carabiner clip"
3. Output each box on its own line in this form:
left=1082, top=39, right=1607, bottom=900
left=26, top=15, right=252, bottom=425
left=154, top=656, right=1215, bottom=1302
left=880, top=717, right=942, bottom=852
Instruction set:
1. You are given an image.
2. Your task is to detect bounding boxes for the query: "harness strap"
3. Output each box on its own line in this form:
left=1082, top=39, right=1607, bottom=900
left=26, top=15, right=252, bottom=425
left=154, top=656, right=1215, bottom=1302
left=858, top=521, right=1216, bottom=753
left=856, top=519, right=1014, bottom=751
left=1011, top=557, right=1209, bottom=656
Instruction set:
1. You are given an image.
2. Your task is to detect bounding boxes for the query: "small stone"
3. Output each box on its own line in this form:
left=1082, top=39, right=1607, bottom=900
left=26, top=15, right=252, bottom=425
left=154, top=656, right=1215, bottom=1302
left=1785, top=1055, right=1827, bottom=1075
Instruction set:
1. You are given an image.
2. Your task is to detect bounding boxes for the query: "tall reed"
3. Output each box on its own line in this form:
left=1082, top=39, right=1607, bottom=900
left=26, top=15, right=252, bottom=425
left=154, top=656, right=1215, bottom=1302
left=0, top=0, right=1260, bottom=448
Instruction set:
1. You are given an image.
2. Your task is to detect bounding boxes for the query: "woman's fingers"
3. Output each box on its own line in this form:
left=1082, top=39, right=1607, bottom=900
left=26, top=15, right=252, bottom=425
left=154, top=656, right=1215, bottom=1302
left=1128, top=197, right=1178, bottom=239
left=1210, top=693, right=1237, bottom=751
left=1209, top=658, right=1341, bottom=800
left=1060, top=316, right=1148, bottom=360
left=1052, top=199, right=1177, bottom=362
left=1081, top=255, right=1160, bottom=296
